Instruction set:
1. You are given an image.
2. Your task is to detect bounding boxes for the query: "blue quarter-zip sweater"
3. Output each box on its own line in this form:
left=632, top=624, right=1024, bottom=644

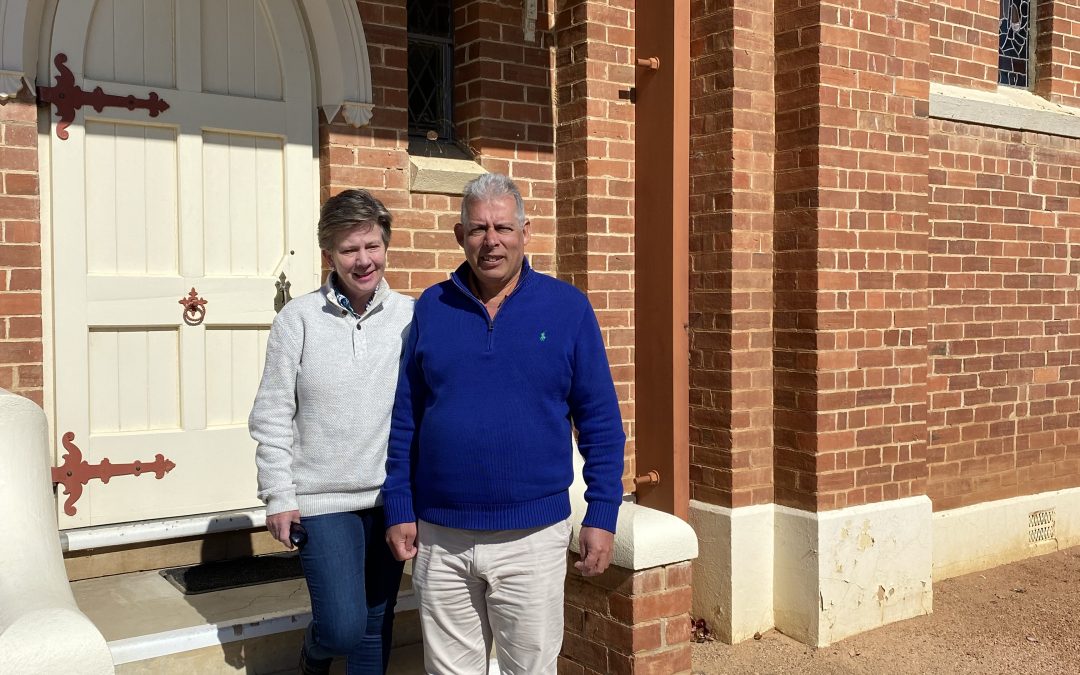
left=383, top=260, right=625, bottom=533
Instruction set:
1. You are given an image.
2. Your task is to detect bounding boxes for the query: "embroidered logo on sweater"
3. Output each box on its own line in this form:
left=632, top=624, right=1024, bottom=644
left=539, top=331, right=547, bottom=342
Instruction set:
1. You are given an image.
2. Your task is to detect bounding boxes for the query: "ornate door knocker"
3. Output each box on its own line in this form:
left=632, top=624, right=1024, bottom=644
left=179, top=288, right=207, bottom=326
left=274, top=272, right=292, bottom=313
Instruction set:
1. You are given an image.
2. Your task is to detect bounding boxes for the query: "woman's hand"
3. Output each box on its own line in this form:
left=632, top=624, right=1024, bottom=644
left=267, top=510, right=301, bottom=549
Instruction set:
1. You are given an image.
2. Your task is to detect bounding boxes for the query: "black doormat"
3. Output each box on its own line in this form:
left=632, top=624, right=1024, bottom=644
left=160, top=553, right=303, bottom=595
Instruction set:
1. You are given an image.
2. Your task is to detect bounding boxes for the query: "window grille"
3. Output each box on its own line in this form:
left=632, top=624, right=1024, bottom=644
left=408, top=0, right=454, bottom=140
left=999, top=0, right=1032, bottom=88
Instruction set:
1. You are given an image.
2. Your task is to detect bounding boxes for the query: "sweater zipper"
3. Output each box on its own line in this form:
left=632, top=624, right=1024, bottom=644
left=450, top=272, right=525, bottom=353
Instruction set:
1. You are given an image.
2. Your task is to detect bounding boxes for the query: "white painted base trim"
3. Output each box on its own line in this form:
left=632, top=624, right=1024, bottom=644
left=934, top=487, right=1080, bottom=580
left=774, top=496, right=933, bottom=647
left=108, top=591, right=418, bottom=665
left=60, top=508, right=267, bottom=552
left=688, top=501, right=773, bottom=643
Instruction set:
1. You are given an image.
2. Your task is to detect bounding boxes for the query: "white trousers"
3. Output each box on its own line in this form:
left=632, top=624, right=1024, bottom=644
left=413, top=518, right=572, bottom=675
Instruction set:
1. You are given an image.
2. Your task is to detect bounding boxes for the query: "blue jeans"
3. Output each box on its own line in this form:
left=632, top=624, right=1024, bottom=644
left=298, top=507, right=404, bottom=675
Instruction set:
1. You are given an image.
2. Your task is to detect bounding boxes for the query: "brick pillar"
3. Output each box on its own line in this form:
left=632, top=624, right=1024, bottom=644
left=561, top=559, right=692, bottom=675
left=689, top=0, right=775, bottom=510
left=770, top=1, right=934, bottom=646
left=774, top=0, right=930, bottom=513
left=0, top=93, right=43, bottom=407
left=554, top=0, right=636, bottom=485
left=686, top=0, right=775, bottom=644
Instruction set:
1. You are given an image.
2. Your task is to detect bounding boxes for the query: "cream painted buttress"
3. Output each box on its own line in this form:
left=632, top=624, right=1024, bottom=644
left=47, top=0, right=319, bottom=528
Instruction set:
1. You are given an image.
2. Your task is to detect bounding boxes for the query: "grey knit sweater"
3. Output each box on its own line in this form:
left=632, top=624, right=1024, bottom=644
left=249, top=276, right=414, bottom=517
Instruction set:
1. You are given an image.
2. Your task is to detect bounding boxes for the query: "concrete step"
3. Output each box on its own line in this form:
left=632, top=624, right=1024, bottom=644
left=70, top=568, right=427, bottom=674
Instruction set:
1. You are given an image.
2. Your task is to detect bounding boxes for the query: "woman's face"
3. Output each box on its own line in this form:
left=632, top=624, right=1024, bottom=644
left=322, top=223, right=386, bottom=307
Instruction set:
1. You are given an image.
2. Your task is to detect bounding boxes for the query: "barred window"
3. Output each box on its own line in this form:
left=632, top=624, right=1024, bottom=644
left=999, top=0, right=1032, bottom=87
left=408, top=0, right=454, bottom=140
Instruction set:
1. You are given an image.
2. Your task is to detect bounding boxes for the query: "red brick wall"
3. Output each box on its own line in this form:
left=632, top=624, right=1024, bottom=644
left=926, top=120, right=1080, bottom=510
left=0, top=94, right=43, bottom=407
left=774, top=1, right=931, bottom=512
left=688, top=0, right=775, bottom=510
left=338, top=1, right=638, bottom=482
left=561, top=559, right=692, bottom=675
left=554, top=0, right=637, bottom=487
left=930, top=0, right=998, bottom=90
left=337, top=1, right=556, bottom=298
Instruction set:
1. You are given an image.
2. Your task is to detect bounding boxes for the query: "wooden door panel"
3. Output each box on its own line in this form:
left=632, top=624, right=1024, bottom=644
left=202, top=132, right=286, bottom=277
left=201, top=0, right=283, bottom=100
left=88, top=328, right=181, bottom=433
left=204, top=327, right=271, bottom=427
left=85, top=0, right=177, bottom=89
left=84, top=121, right=179, bottom=276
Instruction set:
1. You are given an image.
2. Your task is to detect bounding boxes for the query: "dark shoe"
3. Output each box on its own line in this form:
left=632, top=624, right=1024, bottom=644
left=298, top=646, right=332, bottom=675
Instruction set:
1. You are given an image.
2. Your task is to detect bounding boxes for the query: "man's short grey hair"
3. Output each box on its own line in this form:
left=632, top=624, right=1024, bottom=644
left=317, top=189, right=392, bottom=250
left=460, top=173, right=526, bottom=226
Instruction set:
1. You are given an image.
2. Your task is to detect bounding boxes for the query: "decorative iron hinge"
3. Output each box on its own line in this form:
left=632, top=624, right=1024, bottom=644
left=618, top=87, right=637, bottom=104
left=37, top=53, right=170, bottom=140
left=51, top=432, right=176, bottom=517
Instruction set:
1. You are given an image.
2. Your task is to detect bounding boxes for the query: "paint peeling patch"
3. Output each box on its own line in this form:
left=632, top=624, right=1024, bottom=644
left=858, top=520, right=875, bottom=551
left=875, top=585, right=896, bottom=604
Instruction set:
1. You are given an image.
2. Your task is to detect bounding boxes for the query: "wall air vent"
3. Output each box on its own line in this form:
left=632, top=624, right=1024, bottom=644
left=1028, top=508, right=1056, bottom=544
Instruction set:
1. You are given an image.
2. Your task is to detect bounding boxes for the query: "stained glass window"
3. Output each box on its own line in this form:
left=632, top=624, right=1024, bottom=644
left=408, top=0, right=454, bottom=140
left=999, top=0, right=1031, bottom=87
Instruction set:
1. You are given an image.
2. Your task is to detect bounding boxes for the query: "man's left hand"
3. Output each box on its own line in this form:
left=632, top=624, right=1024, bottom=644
left=574, top=526, right=614, bottom=576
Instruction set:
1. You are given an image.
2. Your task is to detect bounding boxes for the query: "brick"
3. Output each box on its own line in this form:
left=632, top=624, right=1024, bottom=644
left=0, top=341, right=41, bottom=364
left=609, top=587, right=692, bottom=623
left=630, top=644, right=693, bottom=675
left=664, top=614, right=692, bottom=646
left=560, top=633, right=608, bottom=671
left=0, top=293, right=40, bottom=316
left=2, top=172, right=37, bottom=196
left=666, top=562, right=692, bottom=589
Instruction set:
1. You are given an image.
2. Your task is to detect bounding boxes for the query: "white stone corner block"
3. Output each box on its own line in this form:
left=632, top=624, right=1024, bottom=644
left=774, top=496, right=933, bottom=647
left=0, top=390, right=113, bottom=674
left=689, top=500, right=774, bottom=644
left=567, top=450, right=698, bottom=570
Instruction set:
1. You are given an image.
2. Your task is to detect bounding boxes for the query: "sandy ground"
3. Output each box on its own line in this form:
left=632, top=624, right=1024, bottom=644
left=692, top=546, right=1080, bottom=675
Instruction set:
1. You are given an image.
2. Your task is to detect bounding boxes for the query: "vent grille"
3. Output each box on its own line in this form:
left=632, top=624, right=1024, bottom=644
left=1028, top=508, right=1056, bottom=544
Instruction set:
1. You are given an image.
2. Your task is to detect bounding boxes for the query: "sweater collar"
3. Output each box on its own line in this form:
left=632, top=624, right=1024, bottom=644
left=324, top=272, right=390, bottom=318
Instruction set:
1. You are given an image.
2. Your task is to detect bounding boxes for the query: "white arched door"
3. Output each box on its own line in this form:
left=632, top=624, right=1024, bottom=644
left=46, top=0, right=320, bottom=528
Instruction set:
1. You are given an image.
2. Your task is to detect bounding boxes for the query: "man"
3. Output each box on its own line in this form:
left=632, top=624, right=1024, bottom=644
left=383, top=173, right=625, bottom=674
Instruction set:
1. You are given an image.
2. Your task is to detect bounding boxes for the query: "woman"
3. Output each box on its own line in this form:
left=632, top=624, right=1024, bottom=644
left=249, top=189, right=413, bottom=674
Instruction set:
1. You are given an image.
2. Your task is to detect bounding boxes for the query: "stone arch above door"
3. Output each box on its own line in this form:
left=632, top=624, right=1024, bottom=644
left=3, top=0, right=374, bottom=126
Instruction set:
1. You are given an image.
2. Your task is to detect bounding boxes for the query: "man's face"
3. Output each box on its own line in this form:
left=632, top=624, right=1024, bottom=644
left=454, top=195, right=530, bottom=292
left=322, top=224, right=387, bottom=305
